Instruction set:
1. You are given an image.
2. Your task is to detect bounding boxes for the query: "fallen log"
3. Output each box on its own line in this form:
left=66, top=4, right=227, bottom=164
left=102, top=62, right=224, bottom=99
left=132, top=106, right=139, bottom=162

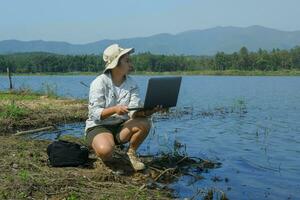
left=14, top=126, right=55, bottom=136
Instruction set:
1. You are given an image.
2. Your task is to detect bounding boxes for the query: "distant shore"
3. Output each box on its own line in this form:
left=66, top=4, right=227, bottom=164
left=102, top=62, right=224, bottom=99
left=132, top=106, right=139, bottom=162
left=1, top=69, right=300, bottom=76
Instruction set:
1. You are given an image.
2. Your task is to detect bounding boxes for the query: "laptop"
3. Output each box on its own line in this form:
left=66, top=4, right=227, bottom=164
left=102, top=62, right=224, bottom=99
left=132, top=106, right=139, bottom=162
left=128, top=76, right=182, bottom=111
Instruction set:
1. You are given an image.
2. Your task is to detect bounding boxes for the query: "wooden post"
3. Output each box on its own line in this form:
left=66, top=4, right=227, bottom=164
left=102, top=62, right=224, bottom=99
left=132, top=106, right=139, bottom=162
left=7, top=67, right=13, bottom=90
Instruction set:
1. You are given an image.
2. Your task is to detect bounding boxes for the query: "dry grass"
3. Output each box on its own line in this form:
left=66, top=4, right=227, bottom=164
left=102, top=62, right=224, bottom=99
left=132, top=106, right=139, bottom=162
left=0, top=91, right=87, bottom=134
left=0, top=136, right=172, bottom=200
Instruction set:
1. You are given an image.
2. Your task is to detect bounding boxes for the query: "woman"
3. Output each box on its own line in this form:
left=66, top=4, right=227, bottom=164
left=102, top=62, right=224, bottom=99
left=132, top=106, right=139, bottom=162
left=85, top=44, right=157, bottom=171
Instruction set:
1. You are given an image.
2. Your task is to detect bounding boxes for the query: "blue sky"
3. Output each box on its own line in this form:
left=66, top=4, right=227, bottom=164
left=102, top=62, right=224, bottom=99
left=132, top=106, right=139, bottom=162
left=0, top=0, right=299, bottom=44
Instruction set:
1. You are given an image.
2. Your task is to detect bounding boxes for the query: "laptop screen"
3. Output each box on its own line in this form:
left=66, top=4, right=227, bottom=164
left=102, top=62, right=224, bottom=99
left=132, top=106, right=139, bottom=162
left=143, top=76, right=182, bottom=109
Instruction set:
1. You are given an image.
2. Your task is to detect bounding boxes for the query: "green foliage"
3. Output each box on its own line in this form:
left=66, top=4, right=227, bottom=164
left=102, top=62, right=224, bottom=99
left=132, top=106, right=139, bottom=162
left=1, top=46, right=300, bottom=73
left=0, top=91, right=39, bottom=101
left=66, top=193, right=79, bottom=200
left=19, top=170, right=29, bottom=182
left=0, top=83, right=60, bottom=99
left=0, top=104, right=29, bottom=119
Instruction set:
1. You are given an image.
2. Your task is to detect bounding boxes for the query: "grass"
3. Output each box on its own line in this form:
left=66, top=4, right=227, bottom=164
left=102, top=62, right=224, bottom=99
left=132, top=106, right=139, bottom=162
left=0, top=104, right=29, bottom=120
left=18, top=170, right=29, bottom=182
left=0, top=90, right=87, bottom=134
left=0, top=136, right=172, bottom=200
left=0, top=91, right=40, bottom=101
left=0, top=82, right=59, bottom=101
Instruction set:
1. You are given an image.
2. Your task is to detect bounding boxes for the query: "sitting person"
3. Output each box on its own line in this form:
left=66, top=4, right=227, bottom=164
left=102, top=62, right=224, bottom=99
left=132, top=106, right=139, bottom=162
left=85, top=44, right=159, bottom=171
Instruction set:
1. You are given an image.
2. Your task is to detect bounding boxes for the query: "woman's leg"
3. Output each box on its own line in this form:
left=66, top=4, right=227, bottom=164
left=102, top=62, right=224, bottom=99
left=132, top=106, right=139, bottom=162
left=92, top=132, right=115, bottom=161
left=117, top=118, right=151, bottom=171
left=118, top=118, right=151, bottom=150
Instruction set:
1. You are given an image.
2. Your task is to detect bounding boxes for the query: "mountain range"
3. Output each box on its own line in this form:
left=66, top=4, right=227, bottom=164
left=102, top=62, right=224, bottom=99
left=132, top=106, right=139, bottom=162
left=1, top=25, right=300, bottom=55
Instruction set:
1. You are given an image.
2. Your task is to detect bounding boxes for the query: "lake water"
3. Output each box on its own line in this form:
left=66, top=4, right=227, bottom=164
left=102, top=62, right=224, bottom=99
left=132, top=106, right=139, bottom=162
left=1, top=75, right=300, bottom=199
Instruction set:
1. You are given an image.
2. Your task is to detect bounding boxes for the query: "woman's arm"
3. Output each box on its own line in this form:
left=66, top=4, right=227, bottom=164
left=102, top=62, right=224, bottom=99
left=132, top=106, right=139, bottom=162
left=101, top=105, right=129, bottom=120
left=127, top=83, right=143, bottom=118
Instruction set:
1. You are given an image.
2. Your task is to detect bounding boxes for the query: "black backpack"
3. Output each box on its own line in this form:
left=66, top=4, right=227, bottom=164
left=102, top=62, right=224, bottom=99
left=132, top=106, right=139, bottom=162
left=47, top=140, right=89, bottom=167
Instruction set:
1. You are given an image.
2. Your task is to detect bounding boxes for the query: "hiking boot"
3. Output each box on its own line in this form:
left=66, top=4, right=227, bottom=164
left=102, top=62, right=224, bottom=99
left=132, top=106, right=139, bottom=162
left=127, top=148, right=145, bottom=171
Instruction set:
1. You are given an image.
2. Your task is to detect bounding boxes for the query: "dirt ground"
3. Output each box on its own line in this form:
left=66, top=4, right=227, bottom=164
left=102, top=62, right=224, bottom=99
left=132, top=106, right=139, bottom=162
left=0, top=135, right=226, bottom=200
left=0, top=136, right=175, bottom=200
left=1, top=92, right=174, bottom=199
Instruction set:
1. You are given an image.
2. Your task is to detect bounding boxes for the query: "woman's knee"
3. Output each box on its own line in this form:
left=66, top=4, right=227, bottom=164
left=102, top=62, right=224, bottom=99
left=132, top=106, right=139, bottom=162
left=92, top=134, right=115, bottom=160
left=93, top=144, right=114, bottom=160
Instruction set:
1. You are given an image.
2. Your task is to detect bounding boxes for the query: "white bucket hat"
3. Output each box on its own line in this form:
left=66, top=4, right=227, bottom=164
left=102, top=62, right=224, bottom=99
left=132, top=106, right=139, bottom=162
left=103, top=44, right=134, bottom=73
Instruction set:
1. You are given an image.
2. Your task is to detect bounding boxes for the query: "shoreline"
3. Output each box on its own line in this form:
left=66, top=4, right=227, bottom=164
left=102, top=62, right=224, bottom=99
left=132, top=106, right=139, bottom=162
left=0, top=91, right=173, bottom=199
left=0, top=136, right=174, bottom=200
left=1, top=69, right=300, bottom=76
left=0, top=90, right=225, bottom=199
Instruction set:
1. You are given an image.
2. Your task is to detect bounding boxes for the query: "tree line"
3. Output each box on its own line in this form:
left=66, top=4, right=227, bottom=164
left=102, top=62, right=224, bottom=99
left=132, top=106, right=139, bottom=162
left=0, top=46, right=300, bottom=73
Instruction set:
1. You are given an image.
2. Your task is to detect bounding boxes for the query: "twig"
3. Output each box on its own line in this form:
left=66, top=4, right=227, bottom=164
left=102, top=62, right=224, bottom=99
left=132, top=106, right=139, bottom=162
left=14, top=126, right=55, bottom=136
left=154, top=167, right=176, bottom=181
left=138, top=183, right=146, bottom=190
left=148, top=163, right=162, bottom=169
left=147, top=165, right=162, bottom=172
left=46, top=191, right=68, bottom=196
left=176, top=156, right=188, bottom=165
left=148, top=165, right=179, bottom=179
left=139, top=167, right=176, bottom=190
left=190, top=189, right=204, bottom=200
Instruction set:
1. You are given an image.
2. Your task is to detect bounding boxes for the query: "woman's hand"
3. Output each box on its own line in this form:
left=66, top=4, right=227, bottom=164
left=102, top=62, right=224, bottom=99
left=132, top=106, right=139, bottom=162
left=114, top=105, right=129, bottom=115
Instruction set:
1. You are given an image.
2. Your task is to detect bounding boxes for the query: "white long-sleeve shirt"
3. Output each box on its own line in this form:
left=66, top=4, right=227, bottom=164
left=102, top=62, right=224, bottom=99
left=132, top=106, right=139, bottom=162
left=85, top=72, right=143, bottom=133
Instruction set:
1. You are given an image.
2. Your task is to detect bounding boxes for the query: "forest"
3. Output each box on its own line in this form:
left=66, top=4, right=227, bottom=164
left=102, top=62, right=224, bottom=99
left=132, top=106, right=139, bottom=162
left=1, top=46, right=300, bottom=73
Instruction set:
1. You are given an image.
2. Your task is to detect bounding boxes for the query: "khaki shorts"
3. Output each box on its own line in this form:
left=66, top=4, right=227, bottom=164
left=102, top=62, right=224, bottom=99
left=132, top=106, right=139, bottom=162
left=86, top=122, right=125, bottom=147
